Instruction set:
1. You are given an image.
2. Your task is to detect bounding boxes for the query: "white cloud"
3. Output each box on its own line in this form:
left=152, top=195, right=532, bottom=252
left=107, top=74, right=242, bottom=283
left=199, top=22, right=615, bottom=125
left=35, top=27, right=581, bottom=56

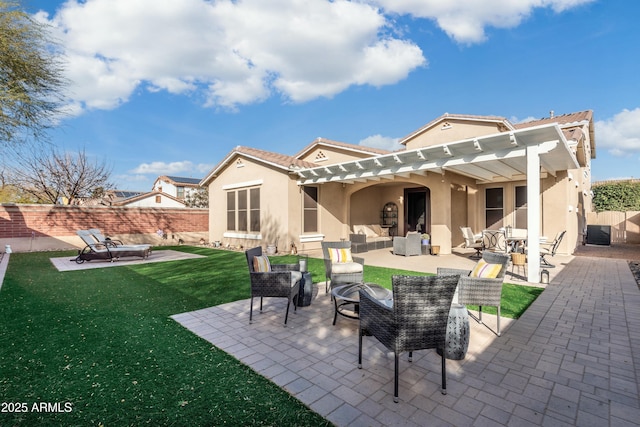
left=37, top=0, right=592, bottom=114
left=370, top=0, right=595, bottom=43
left=40, top=0, right=425, bottom=113
left=130, top=160, right=211, bottom=175
left=596, top=108, right=640, bottom=156
left=359, top=134, right=403, bottom=151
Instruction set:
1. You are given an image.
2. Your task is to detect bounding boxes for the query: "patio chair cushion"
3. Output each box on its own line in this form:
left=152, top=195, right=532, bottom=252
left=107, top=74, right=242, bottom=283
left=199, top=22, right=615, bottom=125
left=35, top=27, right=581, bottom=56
left=329, top=247, right=353, bottom=263
left=331, top=261, right=363, bottom=274
left=290, top=271, right=303, bottom=287
left=470, top=259, right=502, bottom=278
left=253, top=255, right=272, bottom=272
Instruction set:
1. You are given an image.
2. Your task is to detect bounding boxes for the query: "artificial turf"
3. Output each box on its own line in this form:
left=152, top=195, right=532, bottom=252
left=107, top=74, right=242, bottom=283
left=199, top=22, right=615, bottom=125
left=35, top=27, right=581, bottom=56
left=0, top=247, right=541, bottom=425
left=0, top=248, right=331, bottom=426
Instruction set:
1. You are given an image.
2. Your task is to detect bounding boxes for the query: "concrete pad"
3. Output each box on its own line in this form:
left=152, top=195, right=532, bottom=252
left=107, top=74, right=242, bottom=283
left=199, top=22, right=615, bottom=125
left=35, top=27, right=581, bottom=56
left=49, top=249, right=205, bottom=272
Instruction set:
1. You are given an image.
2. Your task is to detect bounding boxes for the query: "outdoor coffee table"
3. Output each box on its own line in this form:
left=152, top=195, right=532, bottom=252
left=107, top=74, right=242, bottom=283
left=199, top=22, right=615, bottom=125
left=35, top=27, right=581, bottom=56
left=331, top=283, right=392, bottom=325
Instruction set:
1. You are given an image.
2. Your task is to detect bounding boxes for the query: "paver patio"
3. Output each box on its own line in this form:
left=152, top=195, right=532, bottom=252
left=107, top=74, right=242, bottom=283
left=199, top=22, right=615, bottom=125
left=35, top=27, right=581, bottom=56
left=173, top=249, right=640, bottom=426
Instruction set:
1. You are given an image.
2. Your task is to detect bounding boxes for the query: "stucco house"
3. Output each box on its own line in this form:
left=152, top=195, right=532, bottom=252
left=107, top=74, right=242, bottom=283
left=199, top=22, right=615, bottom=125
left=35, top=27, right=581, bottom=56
left=153, top=176, right=202, bottom=200
left=201, top=110, right=595, bottom=282
left=107, top=176, right=204, bottom=208
left=111, top=191, right=187, bottom=208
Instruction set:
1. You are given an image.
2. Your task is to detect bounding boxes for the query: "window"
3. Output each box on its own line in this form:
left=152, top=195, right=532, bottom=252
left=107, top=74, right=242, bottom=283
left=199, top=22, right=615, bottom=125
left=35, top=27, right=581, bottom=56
left=237, top=189, right=247, bottom=232
left=177, top=186, right=185, bottom=199
left=303, top=186, right=318, bottom=233
left=226, top=187, right=260, bottom=233
left=485, top=188, right=503, bottom=229
left=155, top=195, right=161, bottom=204
left=250, top=188, right=260, bottom=232
left=226, top=191, right=236, bottom=230
left=515, top=186, right=527, bottom=228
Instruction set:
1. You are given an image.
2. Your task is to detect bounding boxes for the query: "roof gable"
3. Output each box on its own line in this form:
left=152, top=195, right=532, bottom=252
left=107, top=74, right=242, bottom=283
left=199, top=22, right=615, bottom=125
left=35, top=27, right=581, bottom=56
left=294, top=137, right=391, bottom=162
left=113, top=190, right=186, bottom=207
left=201, top=145, right=317, bottom=185
left=399, top=113, right=515, bottom=146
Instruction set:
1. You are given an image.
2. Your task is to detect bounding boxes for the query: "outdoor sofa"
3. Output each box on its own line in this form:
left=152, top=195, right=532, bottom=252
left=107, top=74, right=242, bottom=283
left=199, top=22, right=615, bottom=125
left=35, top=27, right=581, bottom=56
left=350, top=224, right=393, bottom=253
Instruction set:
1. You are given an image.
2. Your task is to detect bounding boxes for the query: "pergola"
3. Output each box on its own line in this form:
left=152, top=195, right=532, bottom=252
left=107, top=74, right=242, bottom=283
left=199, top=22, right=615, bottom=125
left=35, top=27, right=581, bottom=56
left=294, top=123, right=580, bottom=283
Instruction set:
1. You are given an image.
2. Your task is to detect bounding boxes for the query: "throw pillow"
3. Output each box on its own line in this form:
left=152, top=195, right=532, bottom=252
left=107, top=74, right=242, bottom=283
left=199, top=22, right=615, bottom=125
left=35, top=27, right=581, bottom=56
left=470, top=259, right=502, bottom=278
left=329, top=247, right=353, bottom=264
left=253, top=254, right=271, bottom=272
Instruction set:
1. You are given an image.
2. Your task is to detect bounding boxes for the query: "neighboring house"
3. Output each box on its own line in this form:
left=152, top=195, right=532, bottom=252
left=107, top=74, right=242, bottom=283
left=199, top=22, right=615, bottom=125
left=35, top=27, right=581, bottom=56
left=153, top=176, right=202, bottom=200
left=201, top=111, right=595, bottom=283
left=112, top=191, right=187, bottom=208
left=108, top=176, right=205, bottom=208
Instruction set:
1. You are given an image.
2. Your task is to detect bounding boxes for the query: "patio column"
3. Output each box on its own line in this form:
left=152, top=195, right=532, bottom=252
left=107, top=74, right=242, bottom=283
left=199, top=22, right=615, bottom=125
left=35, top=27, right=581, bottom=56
left=526, top=145, right=541, bottom=283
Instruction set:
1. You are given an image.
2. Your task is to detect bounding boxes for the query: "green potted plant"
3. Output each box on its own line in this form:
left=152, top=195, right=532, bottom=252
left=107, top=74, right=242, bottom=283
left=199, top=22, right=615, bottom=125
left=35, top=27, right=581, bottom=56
left=421, top=233, right=430, bottom=245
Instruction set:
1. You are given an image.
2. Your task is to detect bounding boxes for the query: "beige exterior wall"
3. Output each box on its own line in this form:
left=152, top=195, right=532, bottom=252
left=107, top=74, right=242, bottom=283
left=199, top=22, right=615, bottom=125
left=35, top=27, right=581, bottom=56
left=404, top=119, right=506, bottom=150
left=207, top=154, right=300, bottom=251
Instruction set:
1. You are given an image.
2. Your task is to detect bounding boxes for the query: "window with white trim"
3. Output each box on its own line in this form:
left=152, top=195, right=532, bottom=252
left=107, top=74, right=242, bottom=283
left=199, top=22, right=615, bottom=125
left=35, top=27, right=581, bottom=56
left=303, top=186, right=318, bottom=233
left=226, top=187, right=261, bottom=233
left=485, top=188, right=503, bottom=229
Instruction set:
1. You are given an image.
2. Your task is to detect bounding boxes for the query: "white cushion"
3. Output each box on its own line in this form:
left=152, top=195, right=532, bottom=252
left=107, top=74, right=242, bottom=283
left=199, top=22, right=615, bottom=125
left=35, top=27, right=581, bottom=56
left=290, top=270, right=303, bottom=287
left=363, top=225, right=378, bottom=238
left=353, top=225, right=366, bottom=234
left=331, top=262, right=363, bottom=274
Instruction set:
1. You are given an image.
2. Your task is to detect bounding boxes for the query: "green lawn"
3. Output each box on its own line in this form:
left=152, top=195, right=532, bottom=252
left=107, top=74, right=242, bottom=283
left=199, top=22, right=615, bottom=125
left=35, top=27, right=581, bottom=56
left=0, top=247, right=542, bottom=425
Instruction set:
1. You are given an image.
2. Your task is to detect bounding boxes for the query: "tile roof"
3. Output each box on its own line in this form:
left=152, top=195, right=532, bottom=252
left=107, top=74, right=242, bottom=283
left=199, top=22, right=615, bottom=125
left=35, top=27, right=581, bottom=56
left=513, top=110, right=593, bottom=129
left=235, top=146, right=318, bottom=169
left=294, top=137, right=391, bottom=158
left=515, top=110, right=595, bottom=158
left=200, top=145, right=318, bottom=185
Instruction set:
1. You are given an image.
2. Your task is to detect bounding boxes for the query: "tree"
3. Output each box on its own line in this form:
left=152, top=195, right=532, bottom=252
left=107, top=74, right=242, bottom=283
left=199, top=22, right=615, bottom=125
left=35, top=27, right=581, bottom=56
left=184, top=188, right=209, bottom=208
left=0, top=168, right=37, bottom=202
left=8, top=145, right=115, bottom=204
left=0, top=1, right=66, bottom=147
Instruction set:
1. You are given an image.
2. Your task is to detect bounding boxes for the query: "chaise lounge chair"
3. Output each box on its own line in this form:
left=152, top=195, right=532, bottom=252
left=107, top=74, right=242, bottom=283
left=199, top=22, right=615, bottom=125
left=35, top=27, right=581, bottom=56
left=73, top=230, right=151, bottom=264
left=88, top=228, right=151, bottom=250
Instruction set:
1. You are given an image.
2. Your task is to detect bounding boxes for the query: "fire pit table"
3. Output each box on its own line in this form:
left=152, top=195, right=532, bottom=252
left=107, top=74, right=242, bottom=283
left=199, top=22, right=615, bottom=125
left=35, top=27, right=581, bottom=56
left=331, top=283, right=392, bottom=325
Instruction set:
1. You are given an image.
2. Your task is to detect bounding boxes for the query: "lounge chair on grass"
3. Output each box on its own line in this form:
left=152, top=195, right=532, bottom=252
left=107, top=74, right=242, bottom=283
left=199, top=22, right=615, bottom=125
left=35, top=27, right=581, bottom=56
left=73, top=230, right=151, bottom=264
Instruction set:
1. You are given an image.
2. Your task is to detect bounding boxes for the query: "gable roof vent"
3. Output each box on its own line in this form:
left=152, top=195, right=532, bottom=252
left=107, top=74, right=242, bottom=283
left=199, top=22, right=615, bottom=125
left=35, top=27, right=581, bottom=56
left=315, top=151, right=328, bottom=162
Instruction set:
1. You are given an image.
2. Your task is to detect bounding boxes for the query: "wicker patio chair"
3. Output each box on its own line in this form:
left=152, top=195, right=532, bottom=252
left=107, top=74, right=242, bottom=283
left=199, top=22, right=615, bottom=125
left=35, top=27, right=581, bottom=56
left=245, top=246, right=302, bottom=326
left=358, top=274, right=459, bottom=402
left=392, top=231, right=422, bottom=257
left=437, top=251, right=510, bottom=336
left=321, top=241, right=364, bottom=293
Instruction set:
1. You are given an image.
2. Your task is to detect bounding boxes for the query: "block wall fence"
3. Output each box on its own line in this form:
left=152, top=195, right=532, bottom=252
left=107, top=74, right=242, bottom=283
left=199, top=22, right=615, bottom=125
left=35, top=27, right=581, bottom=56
left=0, top=204, right=209, bottom=252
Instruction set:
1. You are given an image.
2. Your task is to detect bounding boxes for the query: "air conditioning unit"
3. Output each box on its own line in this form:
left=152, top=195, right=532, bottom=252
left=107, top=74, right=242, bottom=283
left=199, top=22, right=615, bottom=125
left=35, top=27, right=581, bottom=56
left=586, top=225, right=611, bottom=246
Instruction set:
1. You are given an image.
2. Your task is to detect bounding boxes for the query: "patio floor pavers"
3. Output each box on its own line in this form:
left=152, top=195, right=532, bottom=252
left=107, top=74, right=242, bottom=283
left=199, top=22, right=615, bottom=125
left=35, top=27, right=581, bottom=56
left=172, top=252, right=640, bottom=426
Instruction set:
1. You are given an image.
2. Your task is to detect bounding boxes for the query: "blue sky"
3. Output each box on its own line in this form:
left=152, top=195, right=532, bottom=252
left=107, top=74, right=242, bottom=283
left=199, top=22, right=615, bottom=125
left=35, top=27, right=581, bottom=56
left=23, top=0, right=640, bottom=191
